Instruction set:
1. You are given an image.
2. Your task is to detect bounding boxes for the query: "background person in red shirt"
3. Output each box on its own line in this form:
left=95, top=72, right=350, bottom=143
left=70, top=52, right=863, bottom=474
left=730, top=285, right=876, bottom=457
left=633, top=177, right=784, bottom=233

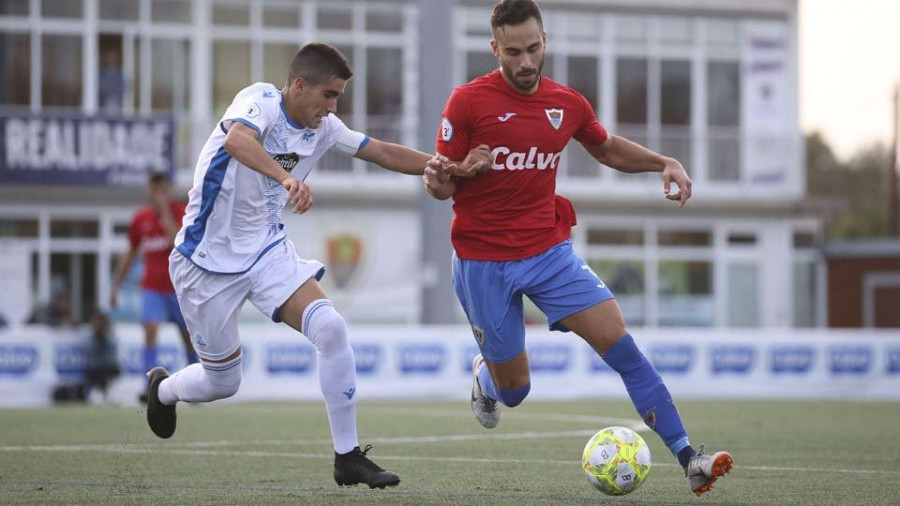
left=111, top=171, right=197, bottom=402
left=424, top=0, right=731, bottom=497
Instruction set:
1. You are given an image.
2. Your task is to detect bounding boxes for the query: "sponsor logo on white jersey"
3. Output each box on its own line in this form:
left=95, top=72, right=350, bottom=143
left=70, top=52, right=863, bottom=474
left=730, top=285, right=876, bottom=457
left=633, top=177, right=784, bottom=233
left=490, top=146, right=562, bottom=171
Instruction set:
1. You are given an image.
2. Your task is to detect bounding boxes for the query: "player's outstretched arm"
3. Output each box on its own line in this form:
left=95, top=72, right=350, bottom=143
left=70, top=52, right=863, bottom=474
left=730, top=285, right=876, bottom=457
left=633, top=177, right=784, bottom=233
left=355, top=138, right=434, bottom=175
left=224, top=122, right=312, bottom=213
left=582, top=135, right=693, bottom=207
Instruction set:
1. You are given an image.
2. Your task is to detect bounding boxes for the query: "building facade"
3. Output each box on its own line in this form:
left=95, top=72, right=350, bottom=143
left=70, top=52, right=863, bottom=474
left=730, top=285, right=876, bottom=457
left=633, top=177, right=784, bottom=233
left=0, top=0, right=823, bottom=328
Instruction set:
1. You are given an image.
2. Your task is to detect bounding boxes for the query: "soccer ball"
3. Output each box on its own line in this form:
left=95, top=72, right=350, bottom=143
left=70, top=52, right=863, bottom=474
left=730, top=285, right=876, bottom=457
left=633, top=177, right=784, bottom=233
left=582, top=426, right=651, bottom=496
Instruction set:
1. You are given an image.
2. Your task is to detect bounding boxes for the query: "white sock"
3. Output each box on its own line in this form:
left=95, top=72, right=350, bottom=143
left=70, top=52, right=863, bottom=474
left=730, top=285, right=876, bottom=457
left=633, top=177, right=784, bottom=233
left=158, top=354, right=243, bottom=405
left=302, top=299, right=359, bottom=454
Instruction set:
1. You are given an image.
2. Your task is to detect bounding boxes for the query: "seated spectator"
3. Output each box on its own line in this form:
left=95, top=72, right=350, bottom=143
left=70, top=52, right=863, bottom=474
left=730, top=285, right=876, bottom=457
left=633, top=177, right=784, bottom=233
left=27, top=291, right=79, bottom=327
left=84, top=311, right=120, bottom=404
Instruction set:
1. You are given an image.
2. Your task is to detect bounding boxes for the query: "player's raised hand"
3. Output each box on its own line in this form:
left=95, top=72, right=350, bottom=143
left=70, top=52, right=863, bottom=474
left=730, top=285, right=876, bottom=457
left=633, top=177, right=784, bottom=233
left=281, top=174, right=313, bottom=214
left=423, top=155, right=452, bottom=190
left=450, top=144, right=492, bottom=178
left=661, top=158, right=692, bottom=207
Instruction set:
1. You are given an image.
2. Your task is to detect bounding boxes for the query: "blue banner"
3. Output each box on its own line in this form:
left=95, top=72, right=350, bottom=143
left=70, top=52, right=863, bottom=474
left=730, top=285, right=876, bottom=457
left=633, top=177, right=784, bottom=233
left=0, top=113, right=174, bottom=187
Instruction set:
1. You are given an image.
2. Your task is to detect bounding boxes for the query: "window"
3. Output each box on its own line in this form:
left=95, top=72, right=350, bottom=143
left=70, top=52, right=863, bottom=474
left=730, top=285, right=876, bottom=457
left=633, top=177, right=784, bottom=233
left=659, top=261, right=713, bottom=327
left=99, top=0, right=138, bottom=21
left=212, top=0, right=249, bottom=27
left=264, top=4, right=301, bottom=29
left=592, top=260, right=646, bottom=326
left=793, top=261, right=817, bottom=327
left=0, top=33, right=30, bottom=106
left=728, top=263, right=759, bottom=327
left=152, top=39, right=191, bottom=112
left=42, top=0, right=81, bottom=18
left=318, top=7, right=352, bottom=30
left=708, top=61, right=741, bottom=181
left=616, top=58, right=648, bottom=148
left=0, top=219, right=38, bottom=238
left=263, top=44, right=298, bottom=88
left=566, top=55, right=600, bottom=177
left=42, top=35, right=82, bottom=108
left=587, top=228, right=644, bottom=246
left=366, top=10, right=403, bottom=32
left=658, top=230, right=711, bottom=247
left=0, top=0, right=28, bottom=15
left=366, top=47, right=403, bottom=145
left=466, top=52, right=497, bottom=82
left=152, top=0, right=191, bottom=23
left=213, top=41, right=250, bottom=116
left=661, top=60, right=692, bottom=170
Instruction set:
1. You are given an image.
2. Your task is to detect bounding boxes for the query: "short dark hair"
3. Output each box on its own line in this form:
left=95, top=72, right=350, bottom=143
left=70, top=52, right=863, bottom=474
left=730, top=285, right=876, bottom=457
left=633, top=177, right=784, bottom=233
left=287, top=42, right=353, bottom=86
left=491, top=0, right=543, bottom=31
left=148, top=171, right=170, bottom=186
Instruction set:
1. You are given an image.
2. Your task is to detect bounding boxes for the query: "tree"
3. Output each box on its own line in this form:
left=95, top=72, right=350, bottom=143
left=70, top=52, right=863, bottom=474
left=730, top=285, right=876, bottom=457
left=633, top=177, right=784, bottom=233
left=806, top=132, right=891, bottom=239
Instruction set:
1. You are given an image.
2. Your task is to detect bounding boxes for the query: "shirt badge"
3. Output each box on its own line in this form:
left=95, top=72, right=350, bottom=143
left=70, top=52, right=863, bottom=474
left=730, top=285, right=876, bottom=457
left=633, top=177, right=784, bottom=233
left=544, top=108, right=564, bottom=130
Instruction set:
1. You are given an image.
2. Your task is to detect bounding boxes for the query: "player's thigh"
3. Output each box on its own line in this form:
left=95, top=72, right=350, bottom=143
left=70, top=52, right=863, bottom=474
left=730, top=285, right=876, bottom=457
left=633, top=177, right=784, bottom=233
left=525, top=241, right=616, bottom=335
left=452, top=254, right=527, bottom=365
left=559, top=299, right=627, bottom=354
left=247, top=240, right=325, bottom=327
left=169, top=252, right=247, bottom=361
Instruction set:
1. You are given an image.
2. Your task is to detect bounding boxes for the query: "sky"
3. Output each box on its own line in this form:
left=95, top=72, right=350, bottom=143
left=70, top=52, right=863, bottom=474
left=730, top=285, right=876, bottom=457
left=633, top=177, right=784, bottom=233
left=800, top=0, right=900, bottom=160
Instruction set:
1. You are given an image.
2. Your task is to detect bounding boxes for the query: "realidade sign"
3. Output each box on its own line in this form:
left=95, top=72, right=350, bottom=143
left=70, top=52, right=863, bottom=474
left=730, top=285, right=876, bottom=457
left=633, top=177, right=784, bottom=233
left=0, top=113, right=174, bottom=187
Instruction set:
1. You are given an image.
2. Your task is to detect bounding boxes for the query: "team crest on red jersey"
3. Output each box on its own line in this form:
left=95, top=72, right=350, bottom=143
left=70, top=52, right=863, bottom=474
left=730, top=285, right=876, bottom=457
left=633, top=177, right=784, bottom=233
left=327, top=234, right=363, bottom=289
left=544, top=108, right=564, bottom=130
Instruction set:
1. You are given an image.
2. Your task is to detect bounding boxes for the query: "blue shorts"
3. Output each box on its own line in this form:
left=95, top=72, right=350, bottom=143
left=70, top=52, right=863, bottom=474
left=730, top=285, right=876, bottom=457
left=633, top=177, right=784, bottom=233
left=452, top=240, right=614, bottom=364
left=140, top=289, right=187, bottom=330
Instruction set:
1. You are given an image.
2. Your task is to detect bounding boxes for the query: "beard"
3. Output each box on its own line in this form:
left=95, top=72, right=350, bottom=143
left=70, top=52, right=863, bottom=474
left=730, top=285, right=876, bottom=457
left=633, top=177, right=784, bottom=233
left=501, top=57, right=544, bottom=91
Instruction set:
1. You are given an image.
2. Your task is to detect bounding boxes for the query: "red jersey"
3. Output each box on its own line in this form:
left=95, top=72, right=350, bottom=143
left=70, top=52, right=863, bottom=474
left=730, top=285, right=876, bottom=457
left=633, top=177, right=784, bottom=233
left=436, top=70, right=608, bottom=261
left=128, top=201, right=186, bottom=292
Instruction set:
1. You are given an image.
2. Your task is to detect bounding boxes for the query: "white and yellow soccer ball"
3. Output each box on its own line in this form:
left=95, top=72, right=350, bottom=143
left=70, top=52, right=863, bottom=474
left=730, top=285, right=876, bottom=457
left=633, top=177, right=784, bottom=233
left=582, top=426, right=652, bottom=496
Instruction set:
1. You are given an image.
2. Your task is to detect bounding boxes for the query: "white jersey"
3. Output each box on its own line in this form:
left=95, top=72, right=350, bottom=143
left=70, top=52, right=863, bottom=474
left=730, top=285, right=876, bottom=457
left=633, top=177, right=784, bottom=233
left=175, top=82, right=368, bottom=274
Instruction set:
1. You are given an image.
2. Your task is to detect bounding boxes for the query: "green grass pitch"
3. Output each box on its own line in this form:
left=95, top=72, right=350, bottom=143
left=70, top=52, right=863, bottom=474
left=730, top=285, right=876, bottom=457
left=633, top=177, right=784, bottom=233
left=2, top=400, right=899, bottom=504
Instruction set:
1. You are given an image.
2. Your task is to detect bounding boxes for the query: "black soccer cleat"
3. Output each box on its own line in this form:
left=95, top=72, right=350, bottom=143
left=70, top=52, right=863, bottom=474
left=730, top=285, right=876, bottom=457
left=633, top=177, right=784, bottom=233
left=333, top=445, right=400, bottom=489
left=146, top=366, right=176, bottom=439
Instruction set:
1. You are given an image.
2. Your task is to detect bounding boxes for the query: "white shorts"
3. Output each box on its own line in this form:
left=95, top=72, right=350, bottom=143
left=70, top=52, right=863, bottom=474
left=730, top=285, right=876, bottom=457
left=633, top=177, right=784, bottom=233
left=168, top=239, right=325, bottom=361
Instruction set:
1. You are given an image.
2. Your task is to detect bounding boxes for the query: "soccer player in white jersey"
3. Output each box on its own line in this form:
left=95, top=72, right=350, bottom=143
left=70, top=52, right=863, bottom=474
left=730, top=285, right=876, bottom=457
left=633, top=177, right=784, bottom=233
left=144, top=42, right=483, bottom=489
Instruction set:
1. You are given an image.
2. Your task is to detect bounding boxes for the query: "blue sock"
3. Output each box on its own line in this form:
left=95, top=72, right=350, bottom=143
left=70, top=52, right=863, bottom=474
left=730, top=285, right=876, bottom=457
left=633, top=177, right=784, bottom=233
left=186, top=349, right=199, bottom=365
left=144, top=346, right=158, bottom=372
left=478, top=362, right=530, bottom=407
left=602, top=334, right=691, bottom=459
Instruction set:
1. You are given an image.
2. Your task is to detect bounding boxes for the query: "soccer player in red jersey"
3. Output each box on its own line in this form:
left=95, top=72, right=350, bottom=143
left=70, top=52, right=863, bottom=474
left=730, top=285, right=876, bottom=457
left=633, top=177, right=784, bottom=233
left=110, top=172, right=197, bottom=402
left=424, top=0, right=732, bottom=496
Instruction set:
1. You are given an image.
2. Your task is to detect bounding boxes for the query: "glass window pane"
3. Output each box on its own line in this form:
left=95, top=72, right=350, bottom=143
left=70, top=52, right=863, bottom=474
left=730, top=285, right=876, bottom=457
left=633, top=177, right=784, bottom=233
left=616, top=15, right=647, bottom=43
left=590, top=260, right=645, bottom=326
left=366, top=47, right=403, bottom=144
left=659, top=261, right=713, bottom=327
left=98, top=34, right=125, bottom=112
left=587, top=228, right=644, bottom=246
left=707, top=19, right=739, bottom=48
left=793, top=261, right=816, bottom=327
left=728, top=263, right=759, bottom=327
left=0, top=219, right=38, bottom=238
left=658, top=230, right=711, bottom=247
left=0, top=33, right=30, bottom=106
left=263, top=44, right=297, bottom=88
left=466, top=52, right=496, bottom=81
left=0, top=0, right=29, bottom=15
left=152, top=0, right=191, bottom=23
left=213, top=40, right=250, bottom=116
left=264, top=5, right=300, bottom=28
left=152, top=39, right=190, bottom=112
left=660, top=17, right=693, bottom=44
left=42, top=0, right=81, bottom=18
left=567, top=56, right=598, bottom=111
left=42, top=35, right=82, bottom=108
left=708, top=131, right=740, bottom=181
left=728, top=233, right=757, bottom=245
left=50, top=219, right=99, bottom=238
left=334, top=45, right=354, bottom=118
left=617, top=58, right=647, bottom=125
left=318, top=7, right=352, bottom=30
left=212, top=1, right=249, bottom=26
left=708, top=61, right=740, bottom=126
left=793, top=232, right=816, bottom=248
left=99, top=0, right=138, bottom=20
left=366, top=10, right=403, bottom=32
left=661, top=60, right=690, bottom=125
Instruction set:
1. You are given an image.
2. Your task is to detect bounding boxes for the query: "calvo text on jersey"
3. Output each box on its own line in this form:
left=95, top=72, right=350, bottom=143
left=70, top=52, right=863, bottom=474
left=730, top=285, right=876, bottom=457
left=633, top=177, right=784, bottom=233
left=490, top=146, right=562, bottom=171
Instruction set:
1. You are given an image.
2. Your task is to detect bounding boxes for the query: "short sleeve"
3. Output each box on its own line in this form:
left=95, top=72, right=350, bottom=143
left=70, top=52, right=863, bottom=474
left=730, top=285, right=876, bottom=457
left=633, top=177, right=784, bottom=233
left=435, top=88, right=471, bottom=161
left=323, top=114, right=370, bottom=156
left=219, top=84, right=280, bottom=139
left=127, top=213, right=141, bottom=249
left=572, top=92, right=609, bottom=147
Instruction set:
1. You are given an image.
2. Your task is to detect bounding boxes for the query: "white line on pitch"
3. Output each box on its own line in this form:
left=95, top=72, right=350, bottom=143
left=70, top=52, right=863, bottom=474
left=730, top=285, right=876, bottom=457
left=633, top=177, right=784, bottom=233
left=2, top=445, right=899, bottom=476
